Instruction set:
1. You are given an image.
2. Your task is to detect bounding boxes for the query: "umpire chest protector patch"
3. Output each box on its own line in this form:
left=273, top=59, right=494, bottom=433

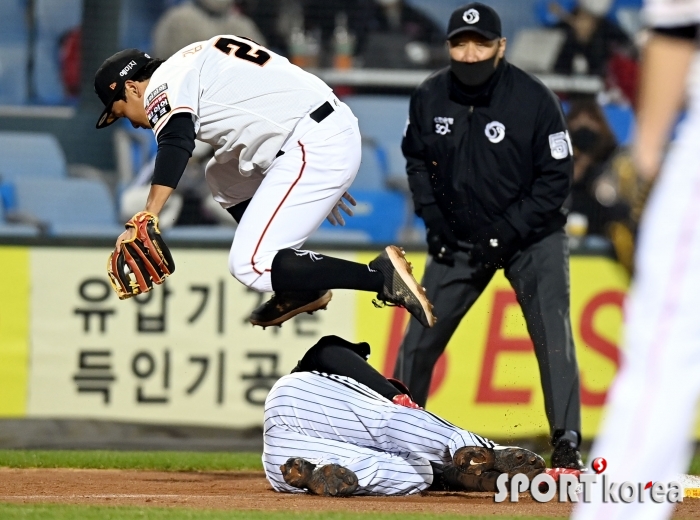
left=147, top=91, right=172, bottom=128
left=485, top=121, right=506, bottom=143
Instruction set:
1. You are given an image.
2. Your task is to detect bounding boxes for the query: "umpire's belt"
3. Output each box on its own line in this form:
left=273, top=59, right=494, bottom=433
left=309, top=101, right=334, bottom=123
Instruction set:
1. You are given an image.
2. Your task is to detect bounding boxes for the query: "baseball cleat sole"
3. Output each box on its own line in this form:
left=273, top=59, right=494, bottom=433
left=280, top=458, right=358, bottom=497
left=451, top=446, right=546, bottom=491
left=373, top=246, right=436, bottom=328
left=249, top=290, right=332, bottom=327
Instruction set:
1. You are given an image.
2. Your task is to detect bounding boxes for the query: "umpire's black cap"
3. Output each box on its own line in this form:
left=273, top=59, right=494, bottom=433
left=94, top=49, right=151, bottom=129
left=447, top=2, right=502, bottom=41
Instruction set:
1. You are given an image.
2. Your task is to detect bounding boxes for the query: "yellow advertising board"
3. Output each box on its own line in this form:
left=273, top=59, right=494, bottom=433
left=0, top=246, right=30, bottom=417
left=356, top=252, right=629, bottom=439
left=27, top=248, right=354, bottom=427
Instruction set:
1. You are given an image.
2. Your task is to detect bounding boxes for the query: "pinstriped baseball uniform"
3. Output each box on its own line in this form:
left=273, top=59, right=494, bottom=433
left=263, top=371, right=494, bottom=496
left=143, top=35, right=360, bottom=292
left=573, top=2, right=700, bottom=519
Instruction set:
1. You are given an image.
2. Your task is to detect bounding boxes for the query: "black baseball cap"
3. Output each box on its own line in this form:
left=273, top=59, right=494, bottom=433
left=447, top=3, right=502, bottom=41
left=94, top=49, right=152, bottom=129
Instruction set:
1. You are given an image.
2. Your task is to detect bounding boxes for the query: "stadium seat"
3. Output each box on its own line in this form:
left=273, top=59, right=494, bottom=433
left=343, top=95, right=410, bottom=144
left=0, top=0, right=29, bottom=105
left=354, top=141, right=388, bottom=191
left=163, top=226, right=236, bottom=243
left=0, top=183, right=38, bottom=237
left=32, top=0, right=83, bottom=104
left=0, top=132, right=68, bottom=180
left=319, top=189, right=406, bottom=244
left=11, top=177, right=121, bottom=237
left=602, top=104, right=635, bottom=146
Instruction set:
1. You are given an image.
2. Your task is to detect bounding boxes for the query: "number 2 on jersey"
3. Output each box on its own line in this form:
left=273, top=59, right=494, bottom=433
left=214, top=37, right=271, bottom=66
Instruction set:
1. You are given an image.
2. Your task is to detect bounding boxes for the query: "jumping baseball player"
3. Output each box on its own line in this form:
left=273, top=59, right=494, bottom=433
left=94, top=36, right=434, bottom=329
left=264, top=335, right=546, bottom=496
left=573, top=2, right=700, bottom=519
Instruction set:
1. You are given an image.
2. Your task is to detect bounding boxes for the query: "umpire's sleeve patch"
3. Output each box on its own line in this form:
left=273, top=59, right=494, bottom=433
left=147, top=92, right=172, bottom=128
left=548, top=131, right=573, bottom=160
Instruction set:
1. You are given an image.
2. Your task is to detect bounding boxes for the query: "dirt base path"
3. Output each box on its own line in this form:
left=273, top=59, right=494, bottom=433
left=0, top=468, right=697, bottom=518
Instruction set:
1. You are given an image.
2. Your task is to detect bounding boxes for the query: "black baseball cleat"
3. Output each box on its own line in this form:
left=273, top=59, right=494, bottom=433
left=280, top=457, right=359, bottom=497
left=369, top=245, right=436, bottom=328
left=249, top=290, right=332, bottom=327
left=441, top=446, right=546, bottom=492
left=551, top=438, right=586, bottom=471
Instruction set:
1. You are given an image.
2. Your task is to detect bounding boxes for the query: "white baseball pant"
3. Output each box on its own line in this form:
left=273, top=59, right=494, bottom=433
left=572, top=99, right=700, bottom=519
left=205, top=96, right=361, bottom=292
left=262, top=371, right=495, bottom=496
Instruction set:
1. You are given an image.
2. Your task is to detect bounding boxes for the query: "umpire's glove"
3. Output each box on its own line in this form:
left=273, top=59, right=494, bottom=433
left=469, top=219, right=520, bottom=269
left=420, top=203, right=457, bottom=267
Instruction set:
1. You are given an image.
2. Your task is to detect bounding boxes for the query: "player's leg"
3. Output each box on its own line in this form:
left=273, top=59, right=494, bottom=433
left=395, top=250, right=495, bottom=406
left=504, top=229, right=583, bottom=468
left=573, top=116, right=700, bottom=520
left=263, top=425, right=433, bottom=496
left=228, top=103, right=433, bottom=327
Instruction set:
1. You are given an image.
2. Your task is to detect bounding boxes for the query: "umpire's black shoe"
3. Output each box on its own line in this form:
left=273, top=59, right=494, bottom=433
left=369, top=245, right=436, bottom=328
left=280, top=457, right=359, bottom=497
left=248, top=290, right=332, bottom=327
left=551, top=439, right=586, bottom=471
left=445, top=446, right=546, bottom=492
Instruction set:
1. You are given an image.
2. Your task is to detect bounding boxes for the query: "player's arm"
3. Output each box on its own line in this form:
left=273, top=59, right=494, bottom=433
left=634, top=27, right=698, bottom=180
left=116, top=113, right=196, bottom=248
left=501, top=92, right=572, bottom=239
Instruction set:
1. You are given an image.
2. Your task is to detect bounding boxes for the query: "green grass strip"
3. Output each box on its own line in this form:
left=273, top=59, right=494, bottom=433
left=0, top=450, right=263, bottom=471
left=0, top=504, right=563, bottom=520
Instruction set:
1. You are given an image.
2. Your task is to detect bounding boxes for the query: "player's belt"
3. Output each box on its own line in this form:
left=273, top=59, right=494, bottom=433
left=309, top=101, right=334, bottom=123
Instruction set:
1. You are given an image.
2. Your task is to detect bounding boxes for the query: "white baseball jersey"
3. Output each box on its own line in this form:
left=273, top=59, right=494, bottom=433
left=143, top=35, right=332, bottom=177
left=573, top=3, right=700, bottom=520
left=263, top=371, right=495, bottom=496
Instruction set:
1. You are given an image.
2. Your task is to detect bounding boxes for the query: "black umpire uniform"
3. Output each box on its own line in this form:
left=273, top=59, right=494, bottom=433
left=393, top=3, right=583, bottom=469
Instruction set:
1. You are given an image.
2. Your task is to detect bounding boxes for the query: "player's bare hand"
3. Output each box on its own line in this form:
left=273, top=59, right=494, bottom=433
left=326, top=192, right=357, bottom=226
left=115, top=227, right=136, bottom=251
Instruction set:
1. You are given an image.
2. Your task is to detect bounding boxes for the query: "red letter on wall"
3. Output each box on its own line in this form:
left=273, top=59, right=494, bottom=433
left=476, top=290, right=534, bottom=404
left=579, top=290, right=625, bottom=406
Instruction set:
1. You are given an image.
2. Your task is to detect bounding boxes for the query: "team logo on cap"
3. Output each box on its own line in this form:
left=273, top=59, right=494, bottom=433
left=109, top=82, right=117, bottom=90
left=485, top=121, right=505, bottom=143
left=463, top=8, right=480, bottom=24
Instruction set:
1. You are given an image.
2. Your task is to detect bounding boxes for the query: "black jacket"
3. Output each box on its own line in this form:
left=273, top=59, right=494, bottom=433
left=403, top=60, right=573, bottom=243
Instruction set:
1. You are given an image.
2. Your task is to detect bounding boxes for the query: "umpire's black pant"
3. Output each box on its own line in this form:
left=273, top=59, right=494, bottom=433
left=394, top=229, right=581, bottom=435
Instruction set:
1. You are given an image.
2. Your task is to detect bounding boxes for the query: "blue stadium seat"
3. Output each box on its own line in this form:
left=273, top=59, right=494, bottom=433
left=602, top=104, right=635, bottom=146
left=0, top=132, right=67, bottom=179
left=319, top=189, right=406, bottom=243
left=354, top=141, right=388, bottom=190
left=32, top=0, right=83, bottom=104
left=0, top=182, right=38, bottom=237
left=0, top=0, right=29, bottom=105
left=0, top=46, right=29, bottom=105
left=343, top=95, right=410, bottom=144
left=12, top=177, right=121, bottom=237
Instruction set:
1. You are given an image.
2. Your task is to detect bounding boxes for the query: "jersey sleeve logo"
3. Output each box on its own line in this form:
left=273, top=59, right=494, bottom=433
left=146, top=92, right=172, bottom=128
left=146, top=83, right=168, bottom=105
left=434, top=117, right=454, bottom=135
left=549, top=131, right=573, bottom=160
left=485, top=121, right=506, bottom=143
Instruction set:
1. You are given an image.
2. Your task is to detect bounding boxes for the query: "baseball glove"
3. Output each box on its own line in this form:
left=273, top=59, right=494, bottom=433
left=107, top=211, right=175, bottom=300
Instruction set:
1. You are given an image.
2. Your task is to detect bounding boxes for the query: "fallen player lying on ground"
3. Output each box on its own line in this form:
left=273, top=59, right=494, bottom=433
left=262, top=335, right=546, bottom=496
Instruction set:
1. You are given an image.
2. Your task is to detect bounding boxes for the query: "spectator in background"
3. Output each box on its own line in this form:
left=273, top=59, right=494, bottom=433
left=550, top=0, right=638, bottom=102
left=152, top=0, right=266, bottom=60
left=566, top=98, right=629, bottom=236
left=299, top=0, right=446, bottom=68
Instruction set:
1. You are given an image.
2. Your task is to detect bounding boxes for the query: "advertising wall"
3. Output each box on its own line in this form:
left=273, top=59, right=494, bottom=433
left=0, top=244, right=640, bottom=438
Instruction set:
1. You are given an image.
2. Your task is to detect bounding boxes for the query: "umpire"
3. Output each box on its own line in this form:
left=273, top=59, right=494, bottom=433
left=394, top=3, right=583, bottom=470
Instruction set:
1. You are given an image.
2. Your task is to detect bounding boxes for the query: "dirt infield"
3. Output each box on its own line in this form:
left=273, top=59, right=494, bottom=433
left=0, top=468, right=698, bottom=518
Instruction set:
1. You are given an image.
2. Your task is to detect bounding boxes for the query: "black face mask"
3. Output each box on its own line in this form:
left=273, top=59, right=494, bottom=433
left=450, top=54, right=498, bottom=87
